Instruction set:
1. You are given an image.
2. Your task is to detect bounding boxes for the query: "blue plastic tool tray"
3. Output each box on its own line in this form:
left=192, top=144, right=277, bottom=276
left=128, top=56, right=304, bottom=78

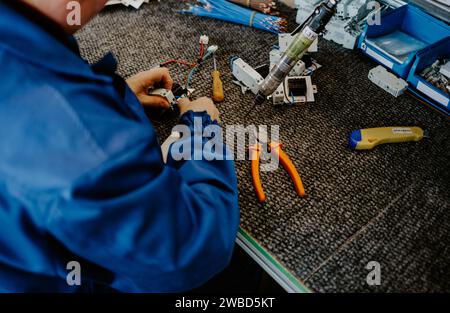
left=358, top=4, right=450, bottom=78
left=407, top=36, right=450, bottom=114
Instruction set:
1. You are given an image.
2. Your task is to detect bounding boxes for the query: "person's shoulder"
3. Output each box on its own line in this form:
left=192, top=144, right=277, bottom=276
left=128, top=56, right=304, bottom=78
left=0, top=49, right=155, bottom=189
left=1, top=46, right=153, bottom=151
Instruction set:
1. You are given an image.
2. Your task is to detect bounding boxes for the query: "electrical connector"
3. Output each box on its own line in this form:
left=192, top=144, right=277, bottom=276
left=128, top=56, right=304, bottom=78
left=199, top=35, right=209, bottom=45
left=440, top=60, right=450, bottom=79
left=206, top=45, right=218, bottom=54
left=147, top=88, right=177, bottom=109
left=231, top=57, right=264, bottom=95
left=368, top=66, right=408, bottom=97
left=272, top=76, right=317, bottom=105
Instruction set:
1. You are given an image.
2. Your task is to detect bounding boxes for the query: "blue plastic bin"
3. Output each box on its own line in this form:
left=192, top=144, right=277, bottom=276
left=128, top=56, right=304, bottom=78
left=358, top=5, right=450, bottom=78
left=407, top=36, right=450, bottom=114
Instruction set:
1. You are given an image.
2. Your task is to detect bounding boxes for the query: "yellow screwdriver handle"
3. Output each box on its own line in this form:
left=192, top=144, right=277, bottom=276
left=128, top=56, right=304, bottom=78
left=212, top=70, right=224, bottom=103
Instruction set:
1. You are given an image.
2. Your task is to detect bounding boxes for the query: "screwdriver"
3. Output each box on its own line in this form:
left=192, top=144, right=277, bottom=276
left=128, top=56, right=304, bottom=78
left=212, top=56, right=225, bottom=103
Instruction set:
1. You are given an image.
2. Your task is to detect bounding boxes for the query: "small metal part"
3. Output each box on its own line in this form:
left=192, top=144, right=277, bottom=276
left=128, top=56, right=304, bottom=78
left=171, top=83, right=188, bottom=98
left=431, top=60, right=440, bottom=69
left=420, top=58, right=450, bottom=94
left=254, top=92, right=267, bottom=106
left=148, top=88, right=177, bottom=109
left=421, top=66, right=433, bottom=77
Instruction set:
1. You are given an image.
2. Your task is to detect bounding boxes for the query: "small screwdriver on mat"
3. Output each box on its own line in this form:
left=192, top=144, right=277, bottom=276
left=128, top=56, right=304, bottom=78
left=212, top=56, right=224, bottom=103
left=349, top=127, right=425, bottom=150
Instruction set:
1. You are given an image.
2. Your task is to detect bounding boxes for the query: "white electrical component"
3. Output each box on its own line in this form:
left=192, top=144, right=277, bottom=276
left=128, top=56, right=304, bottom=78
left=231, top=58, right=264, bottom=95
left=368, top=65, right=408, bottom=97
left=347, top=0, right=369, bottom=19
left=336, top=0, right=352, bottom=18
left=272, top=84, right=286, bottom=105
left=269, top=49, right=306, bottom=76
left=148, top=88, right=177, bottom=108
left=323, top=18, right=359, bottom=50
left=440, top=61, right=450, bottom=79
left=324, top=0, right=381, bottom=50
left=206, top=45, right=218, bottom=54
left=230, top=57, right=317, bottom=105
left=199, top=35, right=209, bottom=45
left=272, top=76, right=317, bottom=105
left=298, top=0, right=384, bottom=50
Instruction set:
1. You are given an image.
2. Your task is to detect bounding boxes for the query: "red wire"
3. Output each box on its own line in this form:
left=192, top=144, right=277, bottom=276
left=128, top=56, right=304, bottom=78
left=160, top=59, right=196, bottom=67
left=160, top=41, right=206, bottom=91
left=199, top=42, right=205, bottom=60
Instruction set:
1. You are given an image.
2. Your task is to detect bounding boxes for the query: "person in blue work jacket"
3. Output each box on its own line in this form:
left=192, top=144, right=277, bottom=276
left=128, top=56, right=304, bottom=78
left=0, top=0, right=239, bottom=292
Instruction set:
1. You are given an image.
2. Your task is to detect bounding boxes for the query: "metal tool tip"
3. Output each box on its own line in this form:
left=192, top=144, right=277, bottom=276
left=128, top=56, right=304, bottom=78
left=254, top=93, right=266, bottom=106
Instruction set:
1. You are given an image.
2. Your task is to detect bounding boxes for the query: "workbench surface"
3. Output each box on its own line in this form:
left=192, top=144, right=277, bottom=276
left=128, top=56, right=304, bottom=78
left=76, top=0, right=450, bottom=292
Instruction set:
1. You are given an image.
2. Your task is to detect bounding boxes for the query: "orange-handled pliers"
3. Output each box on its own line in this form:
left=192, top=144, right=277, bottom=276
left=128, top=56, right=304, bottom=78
left=249, top=142, right=305, bottom=203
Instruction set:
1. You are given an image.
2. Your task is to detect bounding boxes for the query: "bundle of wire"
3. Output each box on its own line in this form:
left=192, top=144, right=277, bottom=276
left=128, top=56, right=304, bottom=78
left=226, top=0, right=279, bottom=15
left=179, top=0, right=287, bottom=34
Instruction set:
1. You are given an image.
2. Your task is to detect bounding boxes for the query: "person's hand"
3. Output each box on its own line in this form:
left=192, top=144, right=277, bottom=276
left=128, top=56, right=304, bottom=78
left=178, top=97, right=220, bottom=122
left=126, top=68, right=174, bottom=110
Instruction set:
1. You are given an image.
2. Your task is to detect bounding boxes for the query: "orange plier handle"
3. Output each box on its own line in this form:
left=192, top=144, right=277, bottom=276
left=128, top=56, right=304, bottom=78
left=270, top=142, right=305, bottom=198
left=250, top=144, right=266, bottom=203
left=250, top=143, right=305, bottom=203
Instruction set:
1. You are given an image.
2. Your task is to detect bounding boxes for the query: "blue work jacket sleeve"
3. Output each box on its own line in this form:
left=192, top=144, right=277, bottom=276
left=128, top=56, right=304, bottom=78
left=45, top=111, right=240, bottom=292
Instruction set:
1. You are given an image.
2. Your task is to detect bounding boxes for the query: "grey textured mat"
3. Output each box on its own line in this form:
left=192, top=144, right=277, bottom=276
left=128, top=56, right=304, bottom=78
left=76, top=1, right=450, bottom=292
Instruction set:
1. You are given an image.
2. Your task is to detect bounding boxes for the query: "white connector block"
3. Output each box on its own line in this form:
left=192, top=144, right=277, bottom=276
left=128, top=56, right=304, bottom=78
left=324, top=18, right=359, bottom=50
left=272, top=76, right=317, bottom=105
left=272, top=84, right=286, bottom=105
left=347, top=0, right=369, bottom=19
left=206, top=45, right=218, bottom=54
left=336, top=0, right=348, bottom=18
left=231, top=58, right=264, bottom=95
left=368, top=65, right=408, bottom=97
left=199, top=35, right=209, bottom=45
left=440, top=61, right=450, bottom=79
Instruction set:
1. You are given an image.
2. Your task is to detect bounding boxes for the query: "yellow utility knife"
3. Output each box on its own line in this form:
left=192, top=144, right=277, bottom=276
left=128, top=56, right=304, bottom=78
left=349, top=127, right=424, bottom=150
